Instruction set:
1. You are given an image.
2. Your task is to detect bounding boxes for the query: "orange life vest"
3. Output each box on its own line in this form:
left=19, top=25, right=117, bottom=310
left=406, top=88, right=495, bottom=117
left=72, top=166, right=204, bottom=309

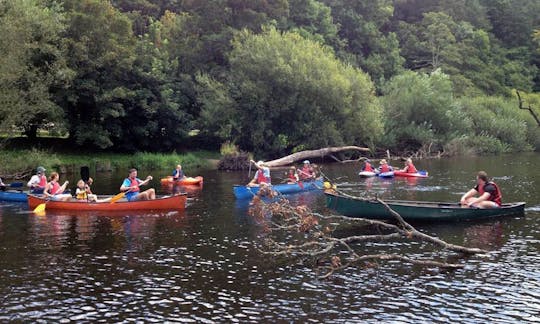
left=478, top=181, right=502, bottom=206
left=364, top=162, right=374, bottom=172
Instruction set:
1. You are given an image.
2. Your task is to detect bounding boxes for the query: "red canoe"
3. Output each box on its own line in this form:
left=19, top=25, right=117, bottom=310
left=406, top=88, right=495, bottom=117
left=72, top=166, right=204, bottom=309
left=160, top=176, right=204, bottom=185
left=393, top=170, right=429, bottom=178
left=28, top=194, right=187, bottom=211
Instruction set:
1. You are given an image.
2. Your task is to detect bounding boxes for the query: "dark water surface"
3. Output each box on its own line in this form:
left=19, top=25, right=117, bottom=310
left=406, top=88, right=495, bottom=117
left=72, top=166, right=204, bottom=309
left=1, top=153, right=539, bottom=322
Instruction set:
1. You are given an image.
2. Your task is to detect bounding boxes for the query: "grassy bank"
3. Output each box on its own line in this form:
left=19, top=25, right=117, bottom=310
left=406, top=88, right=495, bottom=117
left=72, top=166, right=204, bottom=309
left=0, top=149, right=219, bottom=177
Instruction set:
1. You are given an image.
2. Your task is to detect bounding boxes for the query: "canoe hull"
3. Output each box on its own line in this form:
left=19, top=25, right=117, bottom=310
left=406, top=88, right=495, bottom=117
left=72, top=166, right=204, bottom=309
left=0, top=190, right=28, bottom=202
left=160, top=176, right=203, bottom=185
left=28, top=194, right=187, bottom=211
left=233, top=178, right=323, bottom=199
left=377, top=171, right=395, bottom=178
left=358, top=171, right=376, bottom=178
left=325, top=192, right=525, bottom=221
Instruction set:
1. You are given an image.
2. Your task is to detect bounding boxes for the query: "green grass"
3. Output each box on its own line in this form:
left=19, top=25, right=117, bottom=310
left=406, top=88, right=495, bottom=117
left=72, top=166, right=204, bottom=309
left=0, top=149, right=219, bottom=177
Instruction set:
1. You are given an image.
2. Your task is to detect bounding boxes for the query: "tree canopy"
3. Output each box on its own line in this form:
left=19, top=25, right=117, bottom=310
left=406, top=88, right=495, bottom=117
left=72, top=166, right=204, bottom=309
left=0, top=0, right=538, bottom=155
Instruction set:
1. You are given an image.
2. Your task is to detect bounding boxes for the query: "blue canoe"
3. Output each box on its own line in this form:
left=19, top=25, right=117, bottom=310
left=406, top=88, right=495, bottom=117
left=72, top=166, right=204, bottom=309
left=377, top=171, right=395, bottom=178
left=233, top=178, right=324, bottom=200
left=0, top=190, right=28, bottom=202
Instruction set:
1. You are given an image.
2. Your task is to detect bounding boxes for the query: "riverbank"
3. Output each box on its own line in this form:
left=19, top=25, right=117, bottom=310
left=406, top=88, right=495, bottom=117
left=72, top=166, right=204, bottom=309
left=0, top=149, right=220, bottom=179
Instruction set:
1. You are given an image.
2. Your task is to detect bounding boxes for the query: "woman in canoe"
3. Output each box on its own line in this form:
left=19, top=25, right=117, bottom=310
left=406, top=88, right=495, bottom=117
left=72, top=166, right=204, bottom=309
left=377, top=159, right=394, bottom=173
left=172, top=164, right=186, bottom=181
left=44, top=172, right=71, bottom=201
left=247, top=160, right=271, bottom=187
left=361, top=160, right=375, bottom=172
left=460, top=171, right=502, bottom=209
left=397, top=158, right=418, bottom=173
left=286, top=166, right=299, bottom=184
left=120, top=168, right=156, bottom=201
left=298, top=160, right=316, bottom=181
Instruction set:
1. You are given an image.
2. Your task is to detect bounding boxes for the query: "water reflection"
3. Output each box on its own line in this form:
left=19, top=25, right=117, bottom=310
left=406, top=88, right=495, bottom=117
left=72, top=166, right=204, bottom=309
left=0, top=153, right=539, bottom=322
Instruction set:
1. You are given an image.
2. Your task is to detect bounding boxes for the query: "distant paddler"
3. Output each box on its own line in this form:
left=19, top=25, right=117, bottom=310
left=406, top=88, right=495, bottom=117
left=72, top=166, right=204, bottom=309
left=247, top=160, right=271, bottom=187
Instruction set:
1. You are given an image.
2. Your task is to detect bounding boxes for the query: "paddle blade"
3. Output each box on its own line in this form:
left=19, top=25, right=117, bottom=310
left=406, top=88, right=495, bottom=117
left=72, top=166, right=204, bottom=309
left=109, top=192, right=126, bottom=204
left=33, top=203, right=46, bottom=213
left=81, top=166, right=90, bottom=182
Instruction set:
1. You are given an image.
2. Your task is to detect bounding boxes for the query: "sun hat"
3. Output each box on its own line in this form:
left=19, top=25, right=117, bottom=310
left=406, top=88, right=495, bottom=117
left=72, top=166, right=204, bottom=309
left=257, top=160, right=265, bottom=167
left=303, top=160, right=310, bottom=164
left=36, top=166, right=46, bottom=173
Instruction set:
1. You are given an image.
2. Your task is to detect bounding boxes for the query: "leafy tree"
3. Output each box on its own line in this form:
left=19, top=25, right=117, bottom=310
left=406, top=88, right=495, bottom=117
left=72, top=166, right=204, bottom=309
left=0, top=0, right=71, bottom=140
left=198, top=27, right=383, bottom=157
left=322, top=0, right=404, bottom=88
left=381, top=70, right=471, bottom=151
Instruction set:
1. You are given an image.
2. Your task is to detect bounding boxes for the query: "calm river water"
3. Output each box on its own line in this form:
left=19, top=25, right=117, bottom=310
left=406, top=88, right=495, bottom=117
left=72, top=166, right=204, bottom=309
left=1, top=153, right=539, bottom=322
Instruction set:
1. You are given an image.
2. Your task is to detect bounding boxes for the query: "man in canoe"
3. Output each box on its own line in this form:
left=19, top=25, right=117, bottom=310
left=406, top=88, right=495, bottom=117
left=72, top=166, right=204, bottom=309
left=460, top=171, right=502, bottom=208
left=298, top=160, right=316, bottom=181
left=27, top=166, right=48, bottom=193
left=172, top=164, right=186, bottom=181
left=397, top=158, right=418, bottom=173
left=120, top=168, right=156, bottom=201
left=247, top=160, right=271, bottom=187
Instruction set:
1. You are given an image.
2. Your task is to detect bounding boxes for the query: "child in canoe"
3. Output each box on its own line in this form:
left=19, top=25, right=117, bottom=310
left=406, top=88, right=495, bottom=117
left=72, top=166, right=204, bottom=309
left=377, top=159, right=394, bottom=173
left=76, top=179, right=98, bottom=202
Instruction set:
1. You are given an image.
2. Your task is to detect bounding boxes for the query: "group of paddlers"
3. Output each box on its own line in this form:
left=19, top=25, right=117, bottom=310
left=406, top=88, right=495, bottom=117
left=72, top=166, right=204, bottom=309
left=360, top=158, right=417, bottom=174
left=23, top=166, right=157, bottom=202
left=247, top=159, right=318, bottom=187
left=361, top=158, right=502, bottom=209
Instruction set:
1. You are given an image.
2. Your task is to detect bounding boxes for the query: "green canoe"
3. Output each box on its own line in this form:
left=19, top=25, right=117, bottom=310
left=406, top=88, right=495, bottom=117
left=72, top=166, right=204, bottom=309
left=325, top=192, right=525, bottom=221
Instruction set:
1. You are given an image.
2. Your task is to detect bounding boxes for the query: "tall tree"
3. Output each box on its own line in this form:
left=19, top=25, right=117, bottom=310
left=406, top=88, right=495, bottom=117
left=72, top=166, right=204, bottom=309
left=0, top=0, right=71, bottom=140
left=197, top=27, right=383, bottom=156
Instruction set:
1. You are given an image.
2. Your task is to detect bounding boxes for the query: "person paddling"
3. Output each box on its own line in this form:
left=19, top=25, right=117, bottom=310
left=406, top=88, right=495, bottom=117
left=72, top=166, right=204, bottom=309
left=298, top=160, right=316, bottom=181
left=172, top=164, right=186, bottom=181
left=460, top=171, right=502, bottom=209
left=377, top=159, right=393, bottom=173
left=27, top=166, right=48, bottom=193
left=286, top=166, right=299, bottom=184
left=120, top=168, right=155, bottom=201
left=44, top=172, right=71, bottom=201
left=397, top=158, right=417, bottom=173
left=247, top=160, right=271, bottom=187
left=361, top=160, right=375, bottom=172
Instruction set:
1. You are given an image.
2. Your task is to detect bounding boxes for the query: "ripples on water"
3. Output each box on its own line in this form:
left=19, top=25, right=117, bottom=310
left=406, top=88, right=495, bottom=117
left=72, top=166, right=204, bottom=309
left=1, top=154, right=540, bottom=322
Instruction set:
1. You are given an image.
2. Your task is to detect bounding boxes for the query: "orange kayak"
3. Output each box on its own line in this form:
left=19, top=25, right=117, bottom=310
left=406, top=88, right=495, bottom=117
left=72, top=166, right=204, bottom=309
left=28, top=194, right=187, bottom=211
left=160, top=176, right=203, bottom=185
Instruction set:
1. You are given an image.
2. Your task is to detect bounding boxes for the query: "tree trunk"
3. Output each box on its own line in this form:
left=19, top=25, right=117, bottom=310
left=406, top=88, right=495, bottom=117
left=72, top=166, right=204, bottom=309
left=516, top=90, right=540, bottom=126
left=264, top=146, right=370, bottom=167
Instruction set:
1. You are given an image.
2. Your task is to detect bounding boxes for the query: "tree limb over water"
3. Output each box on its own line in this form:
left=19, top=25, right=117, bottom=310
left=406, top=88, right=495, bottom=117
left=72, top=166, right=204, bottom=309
left=516, top=90, right=540, bottom=126
left=264, top=146, right=370, bottom=167
left=248, top=188, right=487, bottom=279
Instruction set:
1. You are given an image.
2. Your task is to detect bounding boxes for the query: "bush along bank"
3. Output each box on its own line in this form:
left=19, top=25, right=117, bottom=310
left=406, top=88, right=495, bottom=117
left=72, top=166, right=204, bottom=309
left=0, top=150, right=217, bottom=178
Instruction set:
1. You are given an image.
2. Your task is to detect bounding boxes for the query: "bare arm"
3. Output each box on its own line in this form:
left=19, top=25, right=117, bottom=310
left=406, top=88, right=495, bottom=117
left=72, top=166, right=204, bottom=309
left=460, top=189, right=477, bottom=204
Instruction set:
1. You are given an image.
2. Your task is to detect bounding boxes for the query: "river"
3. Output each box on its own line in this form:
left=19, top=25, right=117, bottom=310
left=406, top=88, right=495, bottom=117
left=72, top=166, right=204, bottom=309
left=0, top=153, right=539, bottom=322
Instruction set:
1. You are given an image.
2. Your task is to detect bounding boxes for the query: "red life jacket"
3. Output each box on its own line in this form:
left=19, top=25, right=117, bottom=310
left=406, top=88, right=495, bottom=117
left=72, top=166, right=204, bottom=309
left=256, top=170, right=270, bottom=184
left=50, top=181, right=61, bottom=195
left=128, top=177, right=140, bottom=192
left=288, top=172, right=297, bottom=181
left=380, top=164, right=390, bottom=173
left=300, top=166, right=313, bottom=179
left=38, top=175, right=47, bottom=188
left=478, top=181, right=502, bottom=206
left=364, top=162, right=374, bottom=172
left=406, top=163, right=417, bottom=173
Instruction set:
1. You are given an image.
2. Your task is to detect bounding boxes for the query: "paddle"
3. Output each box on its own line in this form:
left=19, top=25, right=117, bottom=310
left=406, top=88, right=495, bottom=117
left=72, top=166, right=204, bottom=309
left=110, top=190, right=129, bottom=204
left=81, top=166, right=90, bottom=182
left=0, top=182, right=23, bottom=191
left=33, top=200, right=48, bottom=213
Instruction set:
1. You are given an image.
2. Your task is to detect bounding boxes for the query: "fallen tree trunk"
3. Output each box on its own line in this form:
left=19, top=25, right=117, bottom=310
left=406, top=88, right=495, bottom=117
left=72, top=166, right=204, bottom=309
left=264, top=146, right=370, bottom=167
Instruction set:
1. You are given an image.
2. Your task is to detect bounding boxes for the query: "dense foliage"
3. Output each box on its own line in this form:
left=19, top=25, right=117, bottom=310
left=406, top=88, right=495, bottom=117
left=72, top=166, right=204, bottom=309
left=0, top=0, right=539, bottom=156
